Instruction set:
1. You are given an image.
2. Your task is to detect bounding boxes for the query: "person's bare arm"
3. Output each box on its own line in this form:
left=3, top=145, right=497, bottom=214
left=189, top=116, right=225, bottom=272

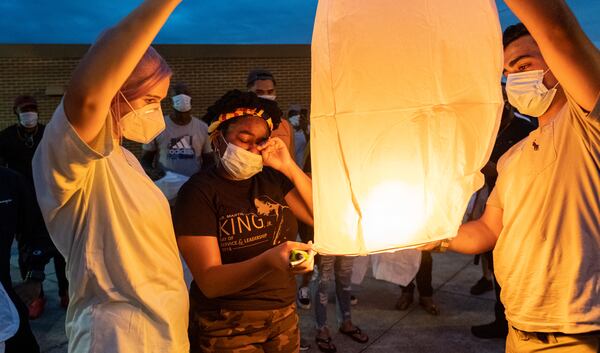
left=421, top=205, right=503, bottom=254
left=64, top=0, right=182, bottom=143
left=177, top=236, right=313, bottom=298
left=505, top=0, right=600, bottom=111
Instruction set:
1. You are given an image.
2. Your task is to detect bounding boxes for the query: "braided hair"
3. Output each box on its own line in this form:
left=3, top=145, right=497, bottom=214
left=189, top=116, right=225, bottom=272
left=202, top=90, right=282, bottom=136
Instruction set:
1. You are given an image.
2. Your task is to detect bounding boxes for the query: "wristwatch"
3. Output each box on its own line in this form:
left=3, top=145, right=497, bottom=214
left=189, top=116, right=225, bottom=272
left=25, top=270, right=45, bottom=282
left=434, top=239, right=451, bottom=253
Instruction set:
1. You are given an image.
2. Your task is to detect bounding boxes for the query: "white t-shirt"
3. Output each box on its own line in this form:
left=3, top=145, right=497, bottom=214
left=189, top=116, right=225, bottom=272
left=143, top=115, right=211, bottom=177
left=32, top=101, right=189, bottom=353
left=488, top=93, right=600, bottom=334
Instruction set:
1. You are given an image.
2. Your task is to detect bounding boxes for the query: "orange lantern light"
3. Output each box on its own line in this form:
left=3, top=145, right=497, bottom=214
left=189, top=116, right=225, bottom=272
left=311, top=0, right=504, bottom=255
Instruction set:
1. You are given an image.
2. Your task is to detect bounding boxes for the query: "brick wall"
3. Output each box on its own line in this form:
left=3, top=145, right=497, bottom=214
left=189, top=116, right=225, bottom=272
left=0, top=44, right=311, bottom=155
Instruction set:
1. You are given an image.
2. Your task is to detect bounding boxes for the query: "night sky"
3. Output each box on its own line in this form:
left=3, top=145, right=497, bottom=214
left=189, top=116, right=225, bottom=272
left=0, top=1, right=597, bottom=45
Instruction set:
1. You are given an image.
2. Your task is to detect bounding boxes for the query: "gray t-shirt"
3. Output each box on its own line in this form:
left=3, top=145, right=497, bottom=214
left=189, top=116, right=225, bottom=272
left=143, top=116, right=212, bottom=177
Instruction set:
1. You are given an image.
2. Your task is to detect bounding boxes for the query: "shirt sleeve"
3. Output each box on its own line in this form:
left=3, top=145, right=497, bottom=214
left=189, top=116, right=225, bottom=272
left=32, top=99, right=114, bottom=212
left=201, top=134, right=212, bottom=154
left=173, top=178, right=218, bottom=237
left=563, top=92, right=600, bottom=164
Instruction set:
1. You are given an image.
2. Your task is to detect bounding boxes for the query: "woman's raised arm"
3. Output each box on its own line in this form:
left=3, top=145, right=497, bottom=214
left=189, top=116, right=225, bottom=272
left=64, top=0, right=182, bottom=143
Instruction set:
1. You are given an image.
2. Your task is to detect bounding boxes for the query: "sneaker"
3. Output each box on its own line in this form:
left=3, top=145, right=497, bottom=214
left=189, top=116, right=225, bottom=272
left=470, top=277, right=493, bottom=295
left=350, top=295, right=358, bottom=306
left=298, top=286, right=311, bottom=309
left=471, top=320, right=509, bottom=339
left=28, top=295, right=47, bottom=320
left=60, top=294, right=70, bottom=309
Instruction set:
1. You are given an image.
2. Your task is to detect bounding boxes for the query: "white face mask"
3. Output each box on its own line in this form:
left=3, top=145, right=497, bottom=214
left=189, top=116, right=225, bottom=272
left=119, top=93, right=165, bottom=144
left=258, top=94, right=277, bottom=101
left=19, top=111, right=38, bottom=128
left=288, top=115, right=301, bottom=127
left=172, top=94, right=192, bottom=113
left=506, top=69, right=558, bottom=117
left=219, top=136, right=263, bottom=180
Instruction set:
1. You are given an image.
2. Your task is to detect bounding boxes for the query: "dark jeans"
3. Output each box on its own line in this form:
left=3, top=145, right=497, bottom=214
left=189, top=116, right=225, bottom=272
left=401, top=251, right=433, bottom=297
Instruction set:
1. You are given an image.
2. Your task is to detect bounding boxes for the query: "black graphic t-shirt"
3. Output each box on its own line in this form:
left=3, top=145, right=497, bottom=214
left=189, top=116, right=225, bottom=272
left=174, top=166, right=298, bottom=311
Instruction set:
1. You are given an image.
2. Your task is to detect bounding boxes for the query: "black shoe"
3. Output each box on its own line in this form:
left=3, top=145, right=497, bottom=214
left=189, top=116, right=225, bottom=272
left=471, top=320, right=509, bottom=339
left=395, top=292, right=413, bottom=311
left=470, top=277, right=493, bottom=295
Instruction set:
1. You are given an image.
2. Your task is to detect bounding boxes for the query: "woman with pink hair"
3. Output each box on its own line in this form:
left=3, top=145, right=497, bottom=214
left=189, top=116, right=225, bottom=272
left=30, top=1, right=188, bottom=352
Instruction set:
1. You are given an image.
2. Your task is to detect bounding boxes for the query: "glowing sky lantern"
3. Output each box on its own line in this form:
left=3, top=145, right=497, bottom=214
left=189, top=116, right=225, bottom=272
left=310, top=0, right=504, bottom=255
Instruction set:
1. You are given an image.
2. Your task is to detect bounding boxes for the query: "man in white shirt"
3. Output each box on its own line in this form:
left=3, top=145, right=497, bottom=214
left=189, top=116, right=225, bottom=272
left=424, top=1, right=600, bottom=351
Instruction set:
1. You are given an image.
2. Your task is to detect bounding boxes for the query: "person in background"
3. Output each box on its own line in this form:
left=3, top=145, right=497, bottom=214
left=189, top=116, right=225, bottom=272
left=175, top=90, right=314, bottom=353
left=0, top=95, right=68, bottom=318
left=247, top=69, right=296, bottom=154
left=0, top=167, right=41, bottom=353
left=31, top=0, right=189, bottom=352
left=314, top=253, right=368, bottom=353
left=141, top=82, right=213, bottom=180
left=422, top=0, right=600, bottom=350
left=288, top=105, right=310, bottom=167
left=395, top=251, right=439, bottom=316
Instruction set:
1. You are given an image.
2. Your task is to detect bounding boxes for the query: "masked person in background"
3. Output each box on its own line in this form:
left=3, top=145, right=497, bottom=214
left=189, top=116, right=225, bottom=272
left=31, top=1, right=189, bottom=352
left=142, top=82, right=213, bottom=181
left=423, top=0, right=600, bottom=351
left=0, top=95, right=69, bottom=319
left=287, top=105, right=310, bottom=168
left=174, top=90, right=314, bottom=353
left=247, top=69, right=296, bottom=155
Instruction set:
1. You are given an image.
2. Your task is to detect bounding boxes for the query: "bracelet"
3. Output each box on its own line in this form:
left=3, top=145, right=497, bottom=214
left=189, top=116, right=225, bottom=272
left=434, top=239, right=451, bottom=253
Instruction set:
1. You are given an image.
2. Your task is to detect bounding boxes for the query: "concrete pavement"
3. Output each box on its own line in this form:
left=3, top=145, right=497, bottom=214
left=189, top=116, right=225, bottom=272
left=10, top=244, right=505, bottom=353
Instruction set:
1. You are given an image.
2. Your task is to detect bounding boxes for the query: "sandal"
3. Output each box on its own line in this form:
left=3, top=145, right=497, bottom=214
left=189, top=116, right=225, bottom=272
left=315, top=336, right=337, bottom=353
left=339, top=326, right=369, bottom=343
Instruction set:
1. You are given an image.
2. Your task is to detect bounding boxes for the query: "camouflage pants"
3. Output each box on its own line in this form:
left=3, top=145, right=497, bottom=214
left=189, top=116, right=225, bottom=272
left=189, top=303, right=299, bottom=353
